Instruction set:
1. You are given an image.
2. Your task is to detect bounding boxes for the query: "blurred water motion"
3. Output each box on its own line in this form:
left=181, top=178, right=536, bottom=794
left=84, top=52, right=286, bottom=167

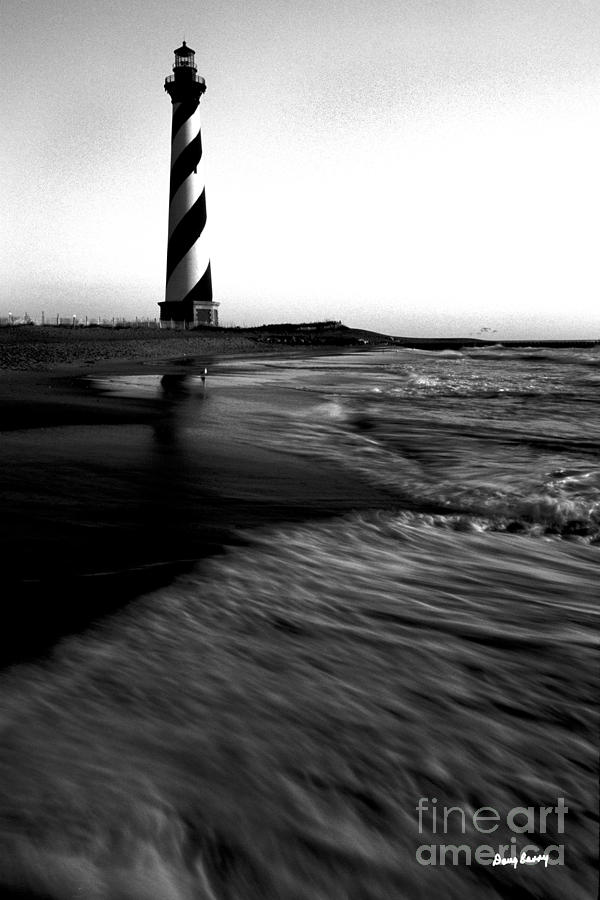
left=0, top=347, right=598, bottom=899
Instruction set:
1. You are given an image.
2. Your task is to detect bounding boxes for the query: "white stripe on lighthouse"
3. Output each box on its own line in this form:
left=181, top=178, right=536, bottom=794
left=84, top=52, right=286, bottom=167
left=168, top=166, right=205, bottom=237
left=170, top=103, right=201, bottom=166
left=165, top=238, right=211, bottom=304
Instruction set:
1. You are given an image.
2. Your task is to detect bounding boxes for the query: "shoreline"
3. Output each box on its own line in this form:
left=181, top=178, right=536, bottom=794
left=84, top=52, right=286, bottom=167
left=2, top=330, right=598, bottom=666
left=1, top=324, right=598, bottom=374
left=0, top=346, right=398, bottom=668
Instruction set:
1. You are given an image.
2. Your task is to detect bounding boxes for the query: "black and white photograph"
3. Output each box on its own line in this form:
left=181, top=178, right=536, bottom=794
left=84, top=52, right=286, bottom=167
left=1, top=1, right=598, bottom=898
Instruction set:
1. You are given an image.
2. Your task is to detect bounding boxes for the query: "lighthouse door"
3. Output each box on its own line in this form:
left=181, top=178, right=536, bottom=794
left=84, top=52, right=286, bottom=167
left=195, top=308, right=212, bottom=326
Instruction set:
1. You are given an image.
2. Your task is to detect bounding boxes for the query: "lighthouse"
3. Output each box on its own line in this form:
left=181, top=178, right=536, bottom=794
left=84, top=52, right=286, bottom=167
left=159, top=42, right=219, bottom=326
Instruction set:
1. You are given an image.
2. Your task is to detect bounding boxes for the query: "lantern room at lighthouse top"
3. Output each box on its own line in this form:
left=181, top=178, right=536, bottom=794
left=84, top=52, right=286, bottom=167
left=173, top=41, right=196, bottom=70
left=165, top=41, right=206, bottom=99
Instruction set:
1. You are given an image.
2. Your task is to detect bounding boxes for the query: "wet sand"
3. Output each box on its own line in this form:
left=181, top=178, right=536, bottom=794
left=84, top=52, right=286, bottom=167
left=0, top=342, right=396, bottom=667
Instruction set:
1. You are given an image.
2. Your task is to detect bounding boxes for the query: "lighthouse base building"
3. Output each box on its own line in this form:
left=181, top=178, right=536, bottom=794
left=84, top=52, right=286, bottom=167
left=158, top=298, right=219, bottom=327
left=160, top=42, right=219, bottom=327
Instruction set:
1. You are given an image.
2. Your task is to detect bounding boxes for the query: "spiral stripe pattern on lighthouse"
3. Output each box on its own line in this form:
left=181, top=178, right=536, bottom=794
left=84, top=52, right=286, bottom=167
left=165, top=99, right=212, bottom=307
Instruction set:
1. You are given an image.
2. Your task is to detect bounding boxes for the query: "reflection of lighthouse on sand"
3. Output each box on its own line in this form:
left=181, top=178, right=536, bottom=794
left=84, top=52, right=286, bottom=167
left=159, top=42, right=220, bottom=327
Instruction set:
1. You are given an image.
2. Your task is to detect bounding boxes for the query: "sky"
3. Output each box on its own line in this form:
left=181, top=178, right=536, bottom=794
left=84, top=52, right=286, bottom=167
left=2, top=0, right=599, bottom=338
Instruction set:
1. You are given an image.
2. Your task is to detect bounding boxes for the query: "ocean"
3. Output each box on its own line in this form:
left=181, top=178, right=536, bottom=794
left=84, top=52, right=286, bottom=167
left=0, top=346, right=598, bottom=899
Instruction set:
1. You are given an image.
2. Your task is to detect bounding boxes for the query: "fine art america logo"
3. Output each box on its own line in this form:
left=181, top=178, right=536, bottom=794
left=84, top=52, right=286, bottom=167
left=415, top=797, right=568, bottom=867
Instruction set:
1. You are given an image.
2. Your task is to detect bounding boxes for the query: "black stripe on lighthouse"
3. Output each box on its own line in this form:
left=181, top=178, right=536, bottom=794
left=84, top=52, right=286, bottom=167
left=171, top=100, right=198, bottom=142
left=166, top=191, right=207, bottom=280
left=186, top=263, right=213, bottom=302
left=169, top=132, right=203, bottom=200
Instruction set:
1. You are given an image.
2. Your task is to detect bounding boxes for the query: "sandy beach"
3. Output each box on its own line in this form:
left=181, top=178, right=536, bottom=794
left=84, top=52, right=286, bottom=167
left=0, top=325, right=272, bottom=372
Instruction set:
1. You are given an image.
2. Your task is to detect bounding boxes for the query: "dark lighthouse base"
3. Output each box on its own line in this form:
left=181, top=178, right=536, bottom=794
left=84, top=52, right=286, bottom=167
left=158, top=299, right=220, bottom=327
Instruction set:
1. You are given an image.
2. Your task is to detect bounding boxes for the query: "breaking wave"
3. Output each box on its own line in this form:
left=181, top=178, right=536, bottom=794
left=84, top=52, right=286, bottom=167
left=0, top=511, right=598, bottom=899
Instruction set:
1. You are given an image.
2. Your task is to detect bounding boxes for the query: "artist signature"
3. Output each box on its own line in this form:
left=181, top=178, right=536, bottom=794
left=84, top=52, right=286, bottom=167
left=493, top=851, right=550, bottom=869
